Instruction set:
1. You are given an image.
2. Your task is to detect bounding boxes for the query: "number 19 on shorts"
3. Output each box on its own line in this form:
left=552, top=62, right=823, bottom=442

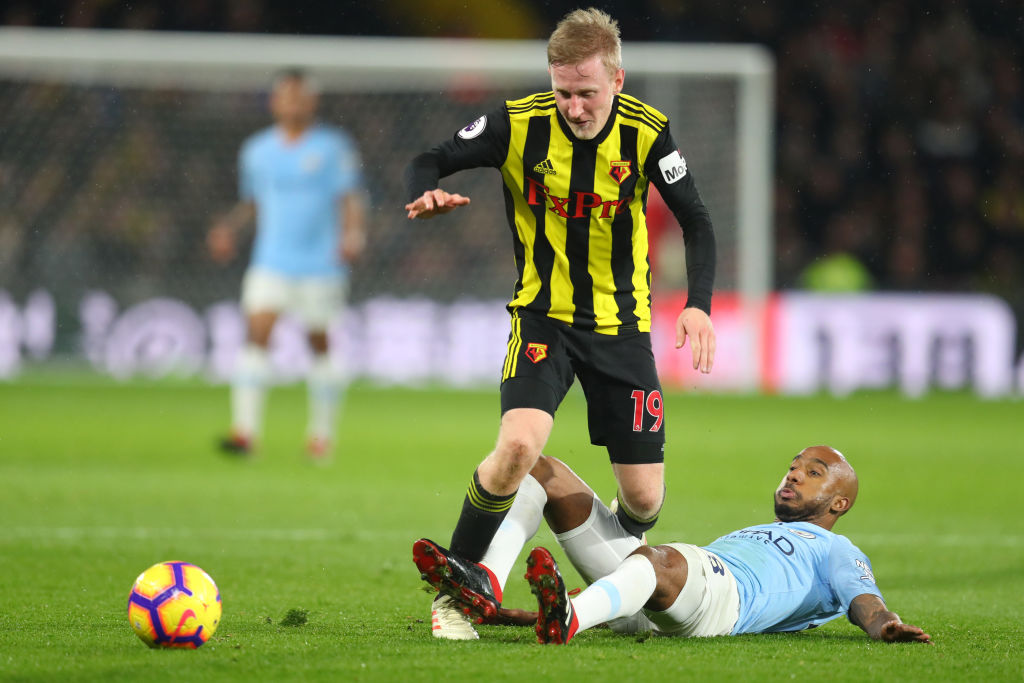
left=630, top=390, right=664, bottom=432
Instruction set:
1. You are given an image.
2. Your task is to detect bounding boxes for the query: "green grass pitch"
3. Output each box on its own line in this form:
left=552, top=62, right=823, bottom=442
left=1, top=377, right=1022, bottom=681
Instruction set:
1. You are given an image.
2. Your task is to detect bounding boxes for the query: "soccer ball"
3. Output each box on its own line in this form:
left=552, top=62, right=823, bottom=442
left=127, top=561, right=222, bottom=648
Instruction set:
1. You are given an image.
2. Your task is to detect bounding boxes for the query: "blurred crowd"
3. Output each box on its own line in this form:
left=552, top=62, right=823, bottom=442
left=761, top=0, right=1024, bottom=306
left=4, top=0, right=1023, bottom=309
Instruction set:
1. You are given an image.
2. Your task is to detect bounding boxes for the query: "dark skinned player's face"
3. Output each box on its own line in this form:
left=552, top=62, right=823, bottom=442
left=773, top=448, right=847, bottom=523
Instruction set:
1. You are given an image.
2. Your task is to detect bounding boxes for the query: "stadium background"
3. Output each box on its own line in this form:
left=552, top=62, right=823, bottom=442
left=5, top=0, right=1021, bottom=294
left=2, top=0, right=1023, bottom=396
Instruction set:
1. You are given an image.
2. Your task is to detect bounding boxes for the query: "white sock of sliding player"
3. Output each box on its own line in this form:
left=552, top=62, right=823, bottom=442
left=571, top=553, right=657, bottom=633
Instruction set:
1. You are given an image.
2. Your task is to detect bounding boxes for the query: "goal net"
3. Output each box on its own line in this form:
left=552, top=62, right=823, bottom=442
left=0, top=29, right=773, bottom=386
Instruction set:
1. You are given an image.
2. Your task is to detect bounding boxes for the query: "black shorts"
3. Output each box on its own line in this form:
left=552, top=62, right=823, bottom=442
left=499, top=310, right=665, bottom=465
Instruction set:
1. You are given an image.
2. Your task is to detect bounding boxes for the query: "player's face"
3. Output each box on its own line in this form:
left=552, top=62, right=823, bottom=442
left=270, top=78, right=318, bottom=129
left=549, top=54, right=624, bottom=140
left=773, top=449, right=845, bottom=523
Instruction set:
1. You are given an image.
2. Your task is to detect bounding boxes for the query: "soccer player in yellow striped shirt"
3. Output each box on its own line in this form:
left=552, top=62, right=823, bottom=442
left=406, top=8, right=717, bottom=639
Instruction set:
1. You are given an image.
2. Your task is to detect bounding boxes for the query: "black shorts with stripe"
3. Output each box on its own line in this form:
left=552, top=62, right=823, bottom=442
left=500, top=310, right=665, bottom=465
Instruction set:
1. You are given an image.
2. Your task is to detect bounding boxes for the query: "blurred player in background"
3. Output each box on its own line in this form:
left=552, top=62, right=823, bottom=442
left=207, top=67, right=367, bottom=460
left=406, top=8, right=716, bottom=634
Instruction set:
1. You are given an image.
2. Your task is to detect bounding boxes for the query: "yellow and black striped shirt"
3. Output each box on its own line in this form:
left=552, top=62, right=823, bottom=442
left=406, top=92, right=715, bottom=334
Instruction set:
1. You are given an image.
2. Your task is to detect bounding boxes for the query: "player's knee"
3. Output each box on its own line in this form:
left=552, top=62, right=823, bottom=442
left=628, top=545, right=659, bottom=565
left=619, top=487, right=664, bottom=521
left=528, top=455, right=555, bottom=494
left=484, top=434, right=542, bottom=491
left=613, top=461, right=665, bottom=523
left=495, top=434, right=541, bottom=471
left=628, top=545, right=685, bottom=611
left=528, top=455, right=571, bottom=496
left=528, top=456, right=595, bottom=533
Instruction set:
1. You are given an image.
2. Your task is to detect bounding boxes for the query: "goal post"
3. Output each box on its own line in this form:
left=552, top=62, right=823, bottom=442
left=0, top=28, right=773, bottom=388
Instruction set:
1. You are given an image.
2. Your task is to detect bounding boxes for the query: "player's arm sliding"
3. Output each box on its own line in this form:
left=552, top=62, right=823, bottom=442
left=848, top=594, right=932, bottom=643
left=404, top=105, right=511, bottom=201
left=645, top=127, right=716, bottom=315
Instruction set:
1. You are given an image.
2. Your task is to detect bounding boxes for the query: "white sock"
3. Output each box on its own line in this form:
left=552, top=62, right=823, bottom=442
left=555, top=498, right=643, bottom=584
left=480, top=474, right=547, bottom=590
left=231, top=344, right=270, bottom=439
left=307, top=353, right=343, bottom=442
left=572, top=554, right=657, bottom=633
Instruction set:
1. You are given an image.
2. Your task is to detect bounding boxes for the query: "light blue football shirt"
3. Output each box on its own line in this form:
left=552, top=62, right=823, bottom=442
left=703, top=521, right=883, bottom=634
left=240, top=124, right=362, bottom=276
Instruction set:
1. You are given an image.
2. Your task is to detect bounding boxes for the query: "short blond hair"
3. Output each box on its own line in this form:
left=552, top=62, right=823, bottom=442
left=547, top=7, right=622, bottom=76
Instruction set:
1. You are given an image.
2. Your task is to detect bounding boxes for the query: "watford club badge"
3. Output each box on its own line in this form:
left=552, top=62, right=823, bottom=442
left=525, top=343, right=548, bottom=363
left=609, top=160, right=632, bottom=184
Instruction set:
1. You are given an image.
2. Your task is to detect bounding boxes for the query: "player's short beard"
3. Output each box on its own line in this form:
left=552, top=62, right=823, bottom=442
left=774, top=494, right=831, bottom=523
left=774, top=500, right=802, bottom=522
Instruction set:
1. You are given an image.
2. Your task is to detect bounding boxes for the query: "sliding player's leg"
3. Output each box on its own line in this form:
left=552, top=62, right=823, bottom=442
left=540, top=456, right=644, bottom=583
left=529, top=544, right=691, bottom=644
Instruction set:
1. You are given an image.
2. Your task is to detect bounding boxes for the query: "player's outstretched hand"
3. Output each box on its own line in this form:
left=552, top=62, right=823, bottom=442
left=879, top=619, right=933, bottom=644
left=676, top=307, right=715, bottom=374
left=405, top=189, right=471, bottom=219
left=206, top=223, right=236, bottom=264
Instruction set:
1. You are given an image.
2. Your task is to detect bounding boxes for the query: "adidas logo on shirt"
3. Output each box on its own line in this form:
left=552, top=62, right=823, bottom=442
left=533, top=158, right=556, bottom=175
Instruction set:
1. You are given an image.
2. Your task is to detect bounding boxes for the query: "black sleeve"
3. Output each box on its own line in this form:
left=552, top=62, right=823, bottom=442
left=404, top=105, right=511, bottom=202
left=645, top=124, right=716, bottom=314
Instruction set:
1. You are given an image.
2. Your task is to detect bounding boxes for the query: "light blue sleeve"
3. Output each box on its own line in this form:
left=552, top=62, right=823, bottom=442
left=331, top=131, right=363, bottom=197
left=828, top=537, right=884, bottom=613
left=239, top=141, right=255, bottom=201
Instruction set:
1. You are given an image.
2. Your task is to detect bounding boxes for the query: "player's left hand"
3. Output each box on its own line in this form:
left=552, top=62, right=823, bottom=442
left=879, top=619, right=933, bottom=644
left=676, top=307, right=715, bottom=374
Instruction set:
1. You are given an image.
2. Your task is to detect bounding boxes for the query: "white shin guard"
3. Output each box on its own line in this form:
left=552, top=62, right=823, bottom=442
left=555, top=497, right=643, bottom=585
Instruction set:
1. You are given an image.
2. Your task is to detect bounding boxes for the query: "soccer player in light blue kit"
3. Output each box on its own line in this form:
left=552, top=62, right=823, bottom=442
left=422, top=446, right=931, bottom=645
left=208, top=68, right=366, bottom=459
